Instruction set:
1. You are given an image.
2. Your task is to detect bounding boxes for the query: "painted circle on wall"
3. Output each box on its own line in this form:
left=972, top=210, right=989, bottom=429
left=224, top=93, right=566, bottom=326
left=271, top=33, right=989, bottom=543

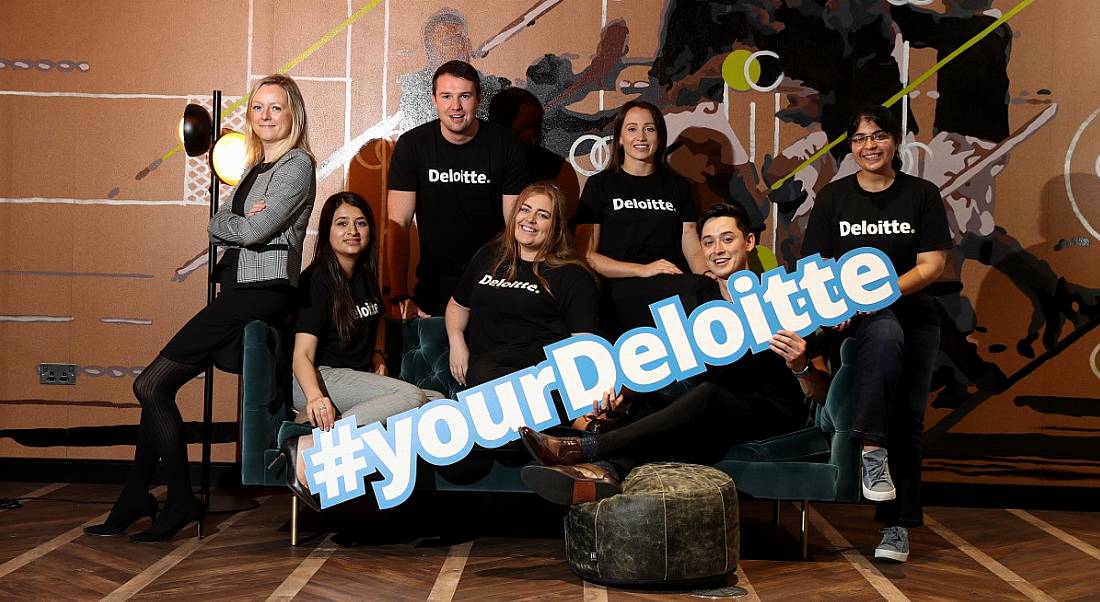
left=568, top=134, right=612, bottom=177
left=1063, top=107, right=1100, bottom=241
left=722, top=50, right=761, bottom=92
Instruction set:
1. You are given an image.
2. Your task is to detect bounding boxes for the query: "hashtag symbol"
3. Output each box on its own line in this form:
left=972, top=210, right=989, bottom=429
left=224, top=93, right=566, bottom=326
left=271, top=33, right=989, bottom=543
left=303, top=416, right=372, bottom=508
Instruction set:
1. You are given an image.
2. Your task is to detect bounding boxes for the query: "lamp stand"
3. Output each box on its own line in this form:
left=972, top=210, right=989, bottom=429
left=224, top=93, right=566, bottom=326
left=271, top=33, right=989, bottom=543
left=200, top=89, right=258, bottom=516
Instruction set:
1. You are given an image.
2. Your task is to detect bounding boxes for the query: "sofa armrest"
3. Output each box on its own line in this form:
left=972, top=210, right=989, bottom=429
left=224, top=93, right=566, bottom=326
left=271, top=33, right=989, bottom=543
left=240, top=320, right=291, bottom=486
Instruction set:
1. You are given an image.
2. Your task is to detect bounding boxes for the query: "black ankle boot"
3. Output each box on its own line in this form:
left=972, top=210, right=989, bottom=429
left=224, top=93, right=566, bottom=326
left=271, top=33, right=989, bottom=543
left=129, top=495, right=204, bottom=543
left=84, top=492, right=158, bottom=537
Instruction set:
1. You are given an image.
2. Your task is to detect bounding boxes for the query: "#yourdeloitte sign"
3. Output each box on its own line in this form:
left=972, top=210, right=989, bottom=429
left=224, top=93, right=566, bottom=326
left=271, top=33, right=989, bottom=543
left=303, top=248, right=900, bottom=509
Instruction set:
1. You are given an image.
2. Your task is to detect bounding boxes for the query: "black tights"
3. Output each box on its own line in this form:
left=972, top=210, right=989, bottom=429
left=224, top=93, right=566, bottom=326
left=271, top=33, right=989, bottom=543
left=121, top=355, right=206, bottom=508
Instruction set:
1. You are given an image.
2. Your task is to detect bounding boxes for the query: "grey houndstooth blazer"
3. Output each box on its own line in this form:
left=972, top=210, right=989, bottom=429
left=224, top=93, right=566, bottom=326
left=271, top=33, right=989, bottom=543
left=208, top=148, right=316, bottom=287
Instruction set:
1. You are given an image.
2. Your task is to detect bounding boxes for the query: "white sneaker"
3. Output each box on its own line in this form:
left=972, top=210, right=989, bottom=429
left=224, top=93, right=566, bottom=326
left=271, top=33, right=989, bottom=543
left=874, top=526, right=909, bottom=562
left=861, top=448, right=896, bottom=501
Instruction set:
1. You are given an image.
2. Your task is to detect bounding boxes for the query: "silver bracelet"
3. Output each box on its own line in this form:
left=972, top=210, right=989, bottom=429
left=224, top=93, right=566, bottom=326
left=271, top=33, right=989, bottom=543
left=790, top=363, right=811, bottom=377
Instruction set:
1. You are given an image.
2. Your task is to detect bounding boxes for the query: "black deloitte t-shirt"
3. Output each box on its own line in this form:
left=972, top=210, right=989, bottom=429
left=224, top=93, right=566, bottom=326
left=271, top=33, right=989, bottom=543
left=573, top=168, right=697, bottom=272
left=294, top=267, right=381, bottom=372
left=801, top=171, right=952, bottom=323
left=388, top=119, right=528, bottom=314
left=452, top=244, right=600, bottom=356
left=700, top=280, right=806, bottom=438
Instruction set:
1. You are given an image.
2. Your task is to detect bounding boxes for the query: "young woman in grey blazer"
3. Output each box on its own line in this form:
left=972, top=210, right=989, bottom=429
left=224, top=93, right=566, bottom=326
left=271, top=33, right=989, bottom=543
left=86, top=74, right=316, bottom=542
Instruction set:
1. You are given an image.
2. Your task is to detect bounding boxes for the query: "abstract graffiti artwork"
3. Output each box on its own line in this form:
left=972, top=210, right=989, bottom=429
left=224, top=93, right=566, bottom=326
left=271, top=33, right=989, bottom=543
left=2, top=0, right=1097, bottom=488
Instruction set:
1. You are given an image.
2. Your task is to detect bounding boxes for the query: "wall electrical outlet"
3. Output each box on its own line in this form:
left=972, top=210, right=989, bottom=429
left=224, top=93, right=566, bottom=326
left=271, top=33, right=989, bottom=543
left=39, top=363, right=77, bottom=385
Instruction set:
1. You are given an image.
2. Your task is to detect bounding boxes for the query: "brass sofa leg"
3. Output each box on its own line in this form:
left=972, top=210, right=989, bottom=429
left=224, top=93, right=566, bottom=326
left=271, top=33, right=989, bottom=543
left=291, top=496, right=298, bottom=546
left=800, top=500, right=809, bottom=560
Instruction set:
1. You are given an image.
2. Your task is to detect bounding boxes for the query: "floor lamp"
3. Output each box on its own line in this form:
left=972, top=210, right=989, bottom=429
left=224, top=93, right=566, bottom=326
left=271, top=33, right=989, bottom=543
left=179, top=91, right=256, bottom=515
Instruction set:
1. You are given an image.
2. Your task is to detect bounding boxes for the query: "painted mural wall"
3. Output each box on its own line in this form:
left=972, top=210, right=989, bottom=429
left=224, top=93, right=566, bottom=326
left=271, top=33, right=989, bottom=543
left=1, top=0, right=1097, bottom=487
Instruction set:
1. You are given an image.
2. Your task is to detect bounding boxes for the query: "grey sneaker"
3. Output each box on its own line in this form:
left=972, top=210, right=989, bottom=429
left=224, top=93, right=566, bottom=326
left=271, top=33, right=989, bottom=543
left=875, top=526, right=909, bottom=562
left=861, top=448, right=896, bottom=501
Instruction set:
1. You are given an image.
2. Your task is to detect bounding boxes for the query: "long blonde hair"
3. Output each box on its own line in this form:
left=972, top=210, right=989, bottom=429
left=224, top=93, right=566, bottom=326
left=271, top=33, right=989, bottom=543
left=243, top=74, right=314, bottom=166
left=491, top=183, right=594, bottom=296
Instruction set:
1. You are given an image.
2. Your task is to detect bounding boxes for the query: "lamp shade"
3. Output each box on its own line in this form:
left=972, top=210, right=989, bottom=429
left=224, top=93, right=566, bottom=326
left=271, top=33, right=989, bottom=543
left=179, top=103, right=213, bottom=157
left=212, top=131, right=248, bottom=186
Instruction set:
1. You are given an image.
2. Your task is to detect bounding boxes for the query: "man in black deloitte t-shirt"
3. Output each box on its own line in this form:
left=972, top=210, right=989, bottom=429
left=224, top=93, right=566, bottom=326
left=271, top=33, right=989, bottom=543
left=386, top=60, right=528, bottom=317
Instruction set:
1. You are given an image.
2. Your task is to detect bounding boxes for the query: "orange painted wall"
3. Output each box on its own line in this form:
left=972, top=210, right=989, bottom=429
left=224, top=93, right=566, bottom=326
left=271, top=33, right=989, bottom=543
left=1, top=0, right=1098, bottom=486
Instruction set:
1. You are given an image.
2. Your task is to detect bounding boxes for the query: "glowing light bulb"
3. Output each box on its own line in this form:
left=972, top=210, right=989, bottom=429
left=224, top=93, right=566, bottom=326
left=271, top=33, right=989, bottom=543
left=212, top=131, right=248, bottom=186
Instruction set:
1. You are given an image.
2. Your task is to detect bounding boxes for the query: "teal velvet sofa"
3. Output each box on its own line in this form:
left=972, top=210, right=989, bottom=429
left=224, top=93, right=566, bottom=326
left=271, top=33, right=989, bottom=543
left=239, top=318, right=860, bottom=555
left=718, top=338, right=861, bottom=558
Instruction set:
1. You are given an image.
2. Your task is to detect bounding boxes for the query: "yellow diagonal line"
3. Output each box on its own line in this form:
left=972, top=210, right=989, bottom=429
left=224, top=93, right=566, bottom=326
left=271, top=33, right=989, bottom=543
left=160, top=0, right=384, bottom=162
left=770, top=0, right=1035, bottom=190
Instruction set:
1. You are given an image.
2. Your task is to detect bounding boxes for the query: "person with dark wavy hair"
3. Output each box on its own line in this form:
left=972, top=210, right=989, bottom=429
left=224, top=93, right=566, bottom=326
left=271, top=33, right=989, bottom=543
left=802, top=104, right=952, bottom=563
left=446, top=183, right=599, bottom=391
left=281, top=192, right=431, bottom=511
left=573, top=100, right=710, bottom=335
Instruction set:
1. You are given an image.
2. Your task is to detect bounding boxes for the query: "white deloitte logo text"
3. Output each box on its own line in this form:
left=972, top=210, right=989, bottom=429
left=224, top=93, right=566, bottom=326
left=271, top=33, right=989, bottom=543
left=356, top=301, right=381, bottom=319
left=839, top=219, right=914, bottom=237
left=428, top=168, right=490, bottom=184
left=612, top=197, right=677, bottom=211
left=478, top=274, right=540, bottom=294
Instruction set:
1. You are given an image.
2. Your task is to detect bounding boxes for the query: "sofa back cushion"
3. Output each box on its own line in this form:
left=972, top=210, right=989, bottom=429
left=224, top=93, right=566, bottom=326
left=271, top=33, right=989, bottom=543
left=394, top=317, right=462, bottom=399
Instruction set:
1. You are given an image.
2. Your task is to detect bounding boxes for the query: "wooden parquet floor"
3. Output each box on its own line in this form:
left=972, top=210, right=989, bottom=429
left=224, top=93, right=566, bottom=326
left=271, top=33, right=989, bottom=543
left=1, top=481, right=1099, bottom=601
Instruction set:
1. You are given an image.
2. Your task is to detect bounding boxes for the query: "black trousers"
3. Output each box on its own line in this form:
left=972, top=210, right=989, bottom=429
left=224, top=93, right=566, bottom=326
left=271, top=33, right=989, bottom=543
left=467, top=345, right=573, bottom=426
left=595, top=381, right=802, bottom=475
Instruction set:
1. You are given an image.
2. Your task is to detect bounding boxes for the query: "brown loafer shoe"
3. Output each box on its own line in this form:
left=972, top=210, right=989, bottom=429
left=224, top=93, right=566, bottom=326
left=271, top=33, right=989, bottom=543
left=518, top=426, right=585, bottom=466
left=521, top=463, right=621, bottom=505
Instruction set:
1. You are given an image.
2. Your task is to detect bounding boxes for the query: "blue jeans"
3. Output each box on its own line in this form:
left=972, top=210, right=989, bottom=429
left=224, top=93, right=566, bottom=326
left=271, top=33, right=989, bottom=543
left=849, top=310, right=905, bottom=446
left=876, top=317, right=939, bottom=528
left=845, top=309, right=939, bottom=527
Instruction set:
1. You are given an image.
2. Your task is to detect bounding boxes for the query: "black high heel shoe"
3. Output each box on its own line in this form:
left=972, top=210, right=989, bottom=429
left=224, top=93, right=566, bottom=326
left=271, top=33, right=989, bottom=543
left=84, top=492, right=159, bottom=536
left=272, top=436, right=322, bottom=513
left=129, top=495, right=204, bottom=543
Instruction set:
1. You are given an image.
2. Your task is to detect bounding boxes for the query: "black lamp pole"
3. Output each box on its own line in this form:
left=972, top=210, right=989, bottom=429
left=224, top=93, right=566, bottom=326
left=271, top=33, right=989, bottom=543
left=200, top=89, right=222, bottom=506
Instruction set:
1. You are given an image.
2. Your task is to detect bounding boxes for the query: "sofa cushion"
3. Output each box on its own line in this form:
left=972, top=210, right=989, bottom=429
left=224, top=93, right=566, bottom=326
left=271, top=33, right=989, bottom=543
left=394, top=317, right=462, bottom=400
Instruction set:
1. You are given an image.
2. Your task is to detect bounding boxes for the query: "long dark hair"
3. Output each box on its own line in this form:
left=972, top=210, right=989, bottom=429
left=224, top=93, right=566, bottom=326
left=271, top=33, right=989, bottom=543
left=490, top=183, right=594, bottom=296
left=309, top=192, right=380, bottom=348
left=847, top=105, right=903, bottom=172
left=607, top=100, right=668, bottom=172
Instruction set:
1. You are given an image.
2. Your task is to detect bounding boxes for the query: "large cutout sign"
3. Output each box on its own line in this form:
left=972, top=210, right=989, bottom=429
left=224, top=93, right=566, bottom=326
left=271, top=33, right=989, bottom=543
left=303, top=248, right=900, bottom=509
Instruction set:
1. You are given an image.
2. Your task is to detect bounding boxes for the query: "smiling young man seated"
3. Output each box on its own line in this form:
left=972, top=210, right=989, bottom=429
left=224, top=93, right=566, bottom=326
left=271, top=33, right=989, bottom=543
left=519, top=202, right=831, bottom=504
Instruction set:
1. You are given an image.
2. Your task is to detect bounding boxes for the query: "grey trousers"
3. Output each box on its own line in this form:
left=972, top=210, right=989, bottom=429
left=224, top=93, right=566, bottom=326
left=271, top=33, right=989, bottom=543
left=292, top=366, right=437, bottom=426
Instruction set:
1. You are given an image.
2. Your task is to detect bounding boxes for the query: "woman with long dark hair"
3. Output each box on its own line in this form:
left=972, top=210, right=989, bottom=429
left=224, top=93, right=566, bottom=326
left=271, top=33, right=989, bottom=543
left=446, top=182, right=599, bottom=390
left=802, top=105, right=952, bottom=563
left=85, top=73, right=316, bottom=542
left=573, top=100, right=710, bottom=335
left=282, top=192, right=429, bottom=511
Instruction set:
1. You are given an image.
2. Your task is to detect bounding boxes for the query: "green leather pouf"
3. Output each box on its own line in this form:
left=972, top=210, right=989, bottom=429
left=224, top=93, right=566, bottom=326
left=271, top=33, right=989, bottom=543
left=564, top=462, right=739, bottom=587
